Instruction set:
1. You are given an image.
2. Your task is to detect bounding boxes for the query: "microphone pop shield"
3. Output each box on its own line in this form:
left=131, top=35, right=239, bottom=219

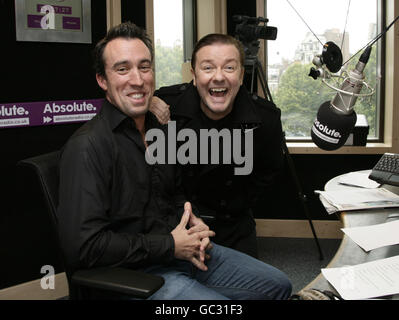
left=311, top=101, right=357, bottom=151
left=322, top=42, right=343, bottom=73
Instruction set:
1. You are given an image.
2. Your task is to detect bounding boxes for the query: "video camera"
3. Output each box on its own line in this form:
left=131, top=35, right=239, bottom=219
left=233, top=15, right=277, bottom=44
left=233, top=15, right=277, bottom=100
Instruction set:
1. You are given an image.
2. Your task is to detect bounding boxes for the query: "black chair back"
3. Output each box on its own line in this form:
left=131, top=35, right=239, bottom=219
left=19, top=151, right=60, bottom=225
left=17, top=151, right=79, bottom=296
left=17, top=151, right=164, bottom=299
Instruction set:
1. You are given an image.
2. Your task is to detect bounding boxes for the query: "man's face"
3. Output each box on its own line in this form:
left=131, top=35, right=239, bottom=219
left=192, top=43, right=244, bottom=120
left=96, top=38, right=154, bottom=119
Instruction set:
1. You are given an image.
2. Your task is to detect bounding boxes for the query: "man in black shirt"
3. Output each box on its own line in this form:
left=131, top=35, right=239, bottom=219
left=151, top=34, right=284, bottom=258
left=57, top=22, right=291, bottom=300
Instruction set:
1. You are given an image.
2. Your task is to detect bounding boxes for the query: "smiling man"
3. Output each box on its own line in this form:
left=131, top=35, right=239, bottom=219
left=57, top=23, right=291, bottom=300
left=152, top=34, right=285, bottom=258
left=193, top=40, right=243, bottom=120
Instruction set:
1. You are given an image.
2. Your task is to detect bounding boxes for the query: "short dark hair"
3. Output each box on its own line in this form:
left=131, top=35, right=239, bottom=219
left=191, top=33, right=245, bottom=70
left=93, top=21, right=153, bottom=77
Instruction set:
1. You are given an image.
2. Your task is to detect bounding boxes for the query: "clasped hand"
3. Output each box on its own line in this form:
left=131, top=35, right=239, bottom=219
left=171, top=202, right=215, bottom=271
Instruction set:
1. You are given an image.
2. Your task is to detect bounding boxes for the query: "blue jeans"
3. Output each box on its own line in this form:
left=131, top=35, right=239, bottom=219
left=142, top=243, right=292, bottom=300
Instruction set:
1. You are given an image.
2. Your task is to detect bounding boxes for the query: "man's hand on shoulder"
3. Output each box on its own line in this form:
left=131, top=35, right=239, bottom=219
left=150, top=96, right=170, bottom=124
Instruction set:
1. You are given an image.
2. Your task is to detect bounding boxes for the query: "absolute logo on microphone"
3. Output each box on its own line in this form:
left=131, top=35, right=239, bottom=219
left=312, top=119, right=342, bottom=144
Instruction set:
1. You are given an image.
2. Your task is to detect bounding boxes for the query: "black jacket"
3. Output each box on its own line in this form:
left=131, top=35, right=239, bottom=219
left=57, top=100, right=184, bottom=272
left=155, top=82, right=284, bottom=243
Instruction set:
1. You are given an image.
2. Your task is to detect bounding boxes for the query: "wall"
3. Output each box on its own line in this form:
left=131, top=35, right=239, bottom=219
left=0, top=0, right=107, bottom=289
left=121, top=0, right=146, bottom=27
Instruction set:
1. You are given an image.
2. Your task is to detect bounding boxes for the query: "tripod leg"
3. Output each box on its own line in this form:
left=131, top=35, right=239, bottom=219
left=250, top=63, right=256, bottom=94
left=255, top=60, right=274, bottom=103
left=247, top=57, right=323, bottom=259
left=282, top=137, right=324, bottom=260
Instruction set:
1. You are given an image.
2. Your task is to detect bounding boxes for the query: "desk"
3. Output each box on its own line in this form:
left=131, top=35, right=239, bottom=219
left=304, top=170, right=399, bottom=300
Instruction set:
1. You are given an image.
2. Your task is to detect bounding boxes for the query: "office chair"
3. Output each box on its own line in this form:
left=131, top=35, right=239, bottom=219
left=17, top=151, right=164, bottom=299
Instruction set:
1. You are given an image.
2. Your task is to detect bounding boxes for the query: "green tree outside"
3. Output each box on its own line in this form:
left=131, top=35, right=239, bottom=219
left=154, top=39, right=184, bottom=89
left=273, top=62, right=334, bottom=137
left=273, top=46, right=378, bottom=137
left=344, top=46, right=378, bottom=137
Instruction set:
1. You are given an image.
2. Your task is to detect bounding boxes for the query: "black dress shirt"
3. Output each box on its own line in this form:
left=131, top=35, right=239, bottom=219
left=57, top=99, right=184, bottom=272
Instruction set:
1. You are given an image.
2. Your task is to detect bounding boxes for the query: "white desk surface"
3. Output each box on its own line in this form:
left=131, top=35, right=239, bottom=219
left=325, top=169, right=399, bottom=195
left=304, top=170, right=399, bottom=299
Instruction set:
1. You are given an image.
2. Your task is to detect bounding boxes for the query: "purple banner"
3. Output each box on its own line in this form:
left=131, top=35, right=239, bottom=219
left=37, top=4, right=73, bottom=15
left=0, top=99, right=104, bottom=129
left=63, top=16, right=81, bottom=30
left=27, top=14, right=42, bottom=28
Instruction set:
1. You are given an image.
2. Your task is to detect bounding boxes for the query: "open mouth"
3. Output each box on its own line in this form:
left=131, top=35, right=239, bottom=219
left=209, top=88, right=228, bottom=97
left=126, top=92, right=147, bottom=106
left=128, top=93, right=145, bottom=99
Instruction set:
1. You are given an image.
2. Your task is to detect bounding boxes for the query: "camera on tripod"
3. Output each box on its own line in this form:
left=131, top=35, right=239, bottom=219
left=233, top=15, right=277, bottom=49
left=233, top=15, right=277, bottom=100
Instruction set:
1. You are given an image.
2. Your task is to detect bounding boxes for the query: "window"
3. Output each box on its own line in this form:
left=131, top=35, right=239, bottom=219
left=266, top=0, right=382, bottom=140
left=153, top=0, right=184, bottom=89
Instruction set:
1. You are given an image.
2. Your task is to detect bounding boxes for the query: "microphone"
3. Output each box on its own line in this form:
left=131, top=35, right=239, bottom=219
left=311, top=46, right=372, bottom=150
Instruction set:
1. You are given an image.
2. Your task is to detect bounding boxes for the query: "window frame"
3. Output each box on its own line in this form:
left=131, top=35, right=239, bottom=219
left=183, top=0, right=197, bottom=62
left=135, top=0, right=399, bottom=155
left=258, top=0, right=398, bottom=154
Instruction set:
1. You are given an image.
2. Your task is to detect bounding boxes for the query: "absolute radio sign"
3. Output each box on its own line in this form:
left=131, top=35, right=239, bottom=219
left=0, top=99, right=103, bottom=129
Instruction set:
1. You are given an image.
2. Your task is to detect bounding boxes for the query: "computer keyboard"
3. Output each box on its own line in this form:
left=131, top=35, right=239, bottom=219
left=369, top=153, right=399, bottom=186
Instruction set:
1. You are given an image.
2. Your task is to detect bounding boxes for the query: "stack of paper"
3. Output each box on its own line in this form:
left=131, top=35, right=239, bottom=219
left=322, top=216, right=399, bottom=299
left=315, top=188, right=399, bottom=214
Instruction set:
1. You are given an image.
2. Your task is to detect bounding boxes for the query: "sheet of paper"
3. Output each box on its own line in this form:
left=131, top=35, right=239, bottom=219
left=342, top=220, right=399, bottom=251
left=338, top=171, right=381, bottom=189
left=322, top=255, right=399, bottom=300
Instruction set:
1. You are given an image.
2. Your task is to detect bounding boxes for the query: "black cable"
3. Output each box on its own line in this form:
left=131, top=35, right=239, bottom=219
left=342, top=14, right=399, bottom=67
left=285, top=0, right=324, bottom=46
left=340, top=0, right=351, bottom=51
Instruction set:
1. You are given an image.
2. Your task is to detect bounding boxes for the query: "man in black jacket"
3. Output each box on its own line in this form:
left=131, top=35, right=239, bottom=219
left=57, top=22, right=291, bottom=300
left=151, top=33, right=284, bottom=258
left=57, top=22, right=214, bottom=274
